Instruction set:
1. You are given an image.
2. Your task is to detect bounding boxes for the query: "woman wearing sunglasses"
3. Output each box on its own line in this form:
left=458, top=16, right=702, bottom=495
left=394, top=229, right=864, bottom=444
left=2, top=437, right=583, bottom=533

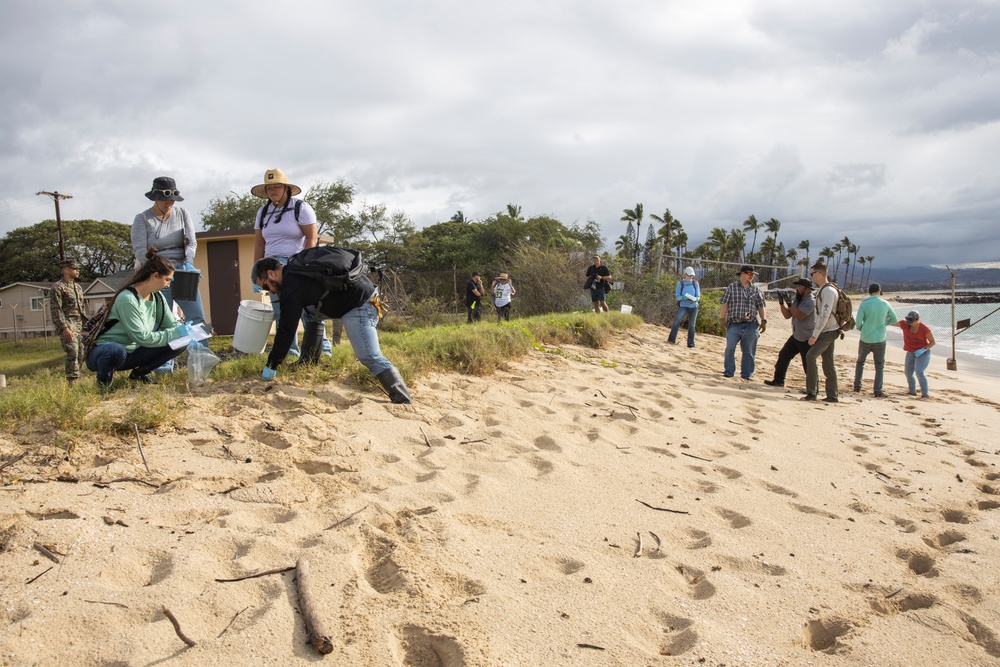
left=130, top=176, right=206, bottom=326
left=251, top=168, right=330, bottom=359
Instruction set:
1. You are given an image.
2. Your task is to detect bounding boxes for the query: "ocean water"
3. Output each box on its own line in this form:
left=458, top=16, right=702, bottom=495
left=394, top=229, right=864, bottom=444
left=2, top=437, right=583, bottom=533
left=872, top=298, right=1000, bottom=362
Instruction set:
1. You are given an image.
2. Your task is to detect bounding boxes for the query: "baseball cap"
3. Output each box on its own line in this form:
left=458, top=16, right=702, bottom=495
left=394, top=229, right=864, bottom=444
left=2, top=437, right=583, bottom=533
left=738, top=265, right=756, bottom=275
left=905, top=310, right=920, bottom=323
left=684, top=267, right=695, bottom=276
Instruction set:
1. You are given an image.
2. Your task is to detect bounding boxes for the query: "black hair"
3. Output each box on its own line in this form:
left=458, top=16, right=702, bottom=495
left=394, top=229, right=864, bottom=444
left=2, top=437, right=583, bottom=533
left=107, top=247, right=174, bottom=308
left=251, top=256, right=281, bottom=284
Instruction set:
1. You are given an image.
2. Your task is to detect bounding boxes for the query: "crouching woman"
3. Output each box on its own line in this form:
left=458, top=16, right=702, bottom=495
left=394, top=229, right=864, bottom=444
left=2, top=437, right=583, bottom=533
left=86, top=248, right=191, bottom=389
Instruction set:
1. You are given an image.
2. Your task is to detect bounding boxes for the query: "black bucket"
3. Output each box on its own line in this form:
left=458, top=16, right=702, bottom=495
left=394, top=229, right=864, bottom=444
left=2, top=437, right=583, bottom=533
left=171, top=270, right=200, bottom=301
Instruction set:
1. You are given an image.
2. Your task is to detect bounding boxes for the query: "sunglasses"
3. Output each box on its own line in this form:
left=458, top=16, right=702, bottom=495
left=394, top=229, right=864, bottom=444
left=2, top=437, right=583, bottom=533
left=152, top=189, right=181, bottom=197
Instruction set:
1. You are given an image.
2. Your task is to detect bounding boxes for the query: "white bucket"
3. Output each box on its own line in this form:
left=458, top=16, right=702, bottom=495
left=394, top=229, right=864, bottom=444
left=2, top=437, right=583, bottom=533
left=233, top=300, right=275, bottom=354
left=620, top=305, right=633, bottom=314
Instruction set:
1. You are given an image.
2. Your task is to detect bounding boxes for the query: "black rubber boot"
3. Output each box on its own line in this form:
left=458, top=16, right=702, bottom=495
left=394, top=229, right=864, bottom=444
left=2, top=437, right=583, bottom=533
left=297, top=322, right=325, bottom=365
left=375, top=368, right=412, bottom=404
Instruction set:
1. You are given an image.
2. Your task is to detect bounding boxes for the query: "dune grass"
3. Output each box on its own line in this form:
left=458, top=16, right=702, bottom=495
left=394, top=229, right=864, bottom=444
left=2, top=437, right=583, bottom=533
left=0, top=311, right=642, bottom=441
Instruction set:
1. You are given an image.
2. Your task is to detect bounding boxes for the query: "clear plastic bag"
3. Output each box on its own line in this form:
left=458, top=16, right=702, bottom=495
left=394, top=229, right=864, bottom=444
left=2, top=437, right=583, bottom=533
left=187, top=340, right=220, bottom=387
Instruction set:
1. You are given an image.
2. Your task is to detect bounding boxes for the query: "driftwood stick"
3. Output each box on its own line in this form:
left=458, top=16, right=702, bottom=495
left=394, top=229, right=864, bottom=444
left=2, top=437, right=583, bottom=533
left=133, top=424, right=150, bottom=474
left=633, top=532, right=643, bottom=558
left=325, top=505, right=368, bottom=531
left=419, top=426, right=431, bottom=447
left=636, top=499, right=689, bottom=515
left=217, top=606, right=250, bottom=638
left=26, top=566, right=53, bottom=585
left=214, top=565, right=295, bottom=583
left=680, top=452, right=713, bottom=462
left=649, top=531, right=662, bottom=553
left=84, top=599, right=129, bottom=609
left=0, top=451, right=28, bottom=474
left=98, top=477, right=160, bottom=489
left=33, top=542, right=60, bottom=563
left=296, top=559, right=334, bottom=654
left=162, top=606, right=197, bottom=647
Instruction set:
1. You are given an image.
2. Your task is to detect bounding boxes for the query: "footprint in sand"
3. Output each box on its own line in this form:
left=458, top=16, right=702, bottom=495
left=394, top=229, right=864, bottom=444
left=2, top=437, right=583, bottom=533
left=978, top=500, right=1000, bottom=511
left=666, top=563, right=716, bottom=600
left=869, top=592, right=938, bottom=615
left=534, top=435, right=562, bottom=453
left=761, top=481, right=799, bottom=498
left=923, top=530, right=966, bottom=550
left=551, top=557, right=586, bottom=575
left=800, top=615, right=853, bottom=653
left=896, top=549, right=938, bottom=577
left=892, top=517, right=917, bottom=533
left=714, top=507, right=751, bottom=529
left=979, top=484, right=1000, bottom=496
left=396, top=625, right=466, bottom=667
left=791, top=504, right=840, bottom=520
left=942, top=508, right=970, bottom=524
left=958, top=612, right=1000, bottom=658
left=715, top=466, right=743, bottom=479
left=678, top=527, right=712, bottom=549
left=655, top=612, right=698, bottom=656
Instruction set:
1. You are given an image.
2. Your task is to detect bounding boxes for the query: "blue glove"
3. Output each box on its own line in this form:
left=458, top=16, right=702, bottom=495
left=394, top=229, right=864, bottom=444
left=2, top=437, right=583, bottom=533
left=183, top=261, right=199, bottom=273
left=262, top=367, right=277, bottom=381
left=252, top=283, right=263, bottom=294
left=914, top=348, right=928, bottom=358
left=175, top=323, right=191, bottom=337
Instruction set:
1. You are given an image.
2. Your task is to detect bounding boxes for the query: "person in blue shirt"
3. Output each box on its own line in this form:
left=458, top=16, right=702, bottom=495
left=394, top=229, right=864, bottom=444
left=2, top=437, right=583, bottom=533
left=669, top=267, right=700, bottom=347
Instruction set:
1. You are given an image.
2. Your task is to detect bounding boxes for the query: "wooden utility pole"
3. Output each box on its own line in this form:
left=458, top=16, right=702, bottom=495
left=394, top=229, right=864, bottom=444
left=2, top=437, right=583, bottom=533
left=36, top=191, right=73, bottom=261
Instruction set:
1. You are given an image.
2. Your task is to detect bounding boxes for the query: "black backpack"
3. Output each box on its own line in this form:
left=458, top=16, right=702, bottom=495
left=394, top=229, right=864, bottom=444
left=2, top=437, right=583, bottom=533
left=284, top=246, right=366, bottom=308
left=257, top=199, right=304, bottom=227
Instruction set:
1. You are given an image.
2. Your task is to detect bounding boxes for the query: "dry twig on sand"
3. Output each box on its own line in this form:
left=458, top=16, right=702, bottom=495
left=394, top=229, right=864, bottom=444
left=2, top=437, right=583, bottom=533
left=162, top=606, right=197, bottom=647
left=214, top=565, right=295, bottom=583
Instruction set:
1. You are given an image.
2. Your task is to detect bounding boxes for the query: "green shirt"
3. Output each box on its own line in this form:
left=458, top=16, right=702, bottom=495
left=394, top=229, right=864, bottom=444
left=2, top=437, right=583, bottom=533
left=97, top=288, right=179, bottom=352
left=855, top=294, right=898, bottom=344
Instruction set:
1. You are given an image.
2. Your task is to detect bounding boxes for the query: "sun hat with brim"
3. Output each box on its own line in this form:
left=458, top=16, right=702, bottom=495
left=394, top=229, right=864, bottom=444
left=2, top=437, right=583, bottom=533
left=792, top=278, right=812, bottom=288
left=495, top=273, right=509, bottom=281
left=145, top=176, right=184, bottom=202
left=251, top=169, right=302, bottom=198
left=905, top=310, right=920, bottom=323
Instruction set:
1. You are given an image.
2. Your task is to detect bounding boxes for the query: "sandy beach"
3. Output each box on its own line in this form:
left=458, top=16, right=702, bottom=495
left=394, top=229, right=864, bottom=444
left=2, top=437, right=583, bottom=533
left=2, top=323, right=999, bottom=666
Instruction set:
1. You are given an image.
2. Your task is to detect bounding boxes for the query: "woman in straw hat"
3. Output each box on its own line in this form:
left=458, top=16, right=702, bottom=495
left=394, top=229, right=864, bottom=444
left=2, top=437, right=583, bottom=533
left=251, top=168, right=330, bottom=359
left=490, top=273, right=516, bottom=322
left=131, top=176, right=206, bottom=326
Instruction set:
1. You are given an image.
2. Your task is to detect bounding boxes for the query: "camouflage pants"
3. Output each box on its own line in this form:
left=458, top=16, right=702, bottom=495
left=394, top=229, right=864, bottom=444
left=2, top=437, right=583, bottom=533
left=60, top=323, right=84, bottom=380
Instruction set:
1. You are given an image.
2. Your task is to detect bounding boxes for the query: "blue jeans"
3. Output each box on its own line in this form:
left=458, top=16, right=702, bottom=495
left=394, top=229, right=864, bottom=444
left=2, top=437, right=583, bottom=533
left=669, top=306, right=698, bottom=346
left=724, top=321, right=758, bottom=378
left=339, top=299, right=394, bottom=376
left=905, top=350, right=931, bottom=396
left=854, top=340, right=887, bottom=393
left=161, top=283, right=206, bottom=326
left=86, top=342, right=186, bottom=381
left=270, top=255, right=332, bottom=358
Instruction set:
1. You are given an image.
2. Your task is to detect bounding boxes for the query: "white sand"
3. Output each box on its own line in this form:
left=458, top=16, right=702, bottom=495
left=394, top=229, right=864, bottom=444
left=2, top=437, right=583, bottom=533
left=2, top=323, right=999, bottom=666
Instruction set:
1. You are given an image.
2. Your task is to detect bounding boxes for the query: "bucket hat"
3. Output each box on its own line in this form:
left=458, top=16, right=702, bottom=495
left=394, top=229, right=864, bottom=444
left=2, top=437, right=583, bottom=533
left=251, top=169, right=302, bottom=198
left=145, top=176, right=184, bottom=202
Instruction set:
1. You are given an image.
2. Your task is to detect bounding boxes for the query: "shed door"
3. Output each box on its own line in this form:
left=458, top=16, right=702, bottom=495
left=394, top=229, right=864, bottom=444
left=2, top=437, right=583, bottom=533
left=207, top=240, right=241, bottom=335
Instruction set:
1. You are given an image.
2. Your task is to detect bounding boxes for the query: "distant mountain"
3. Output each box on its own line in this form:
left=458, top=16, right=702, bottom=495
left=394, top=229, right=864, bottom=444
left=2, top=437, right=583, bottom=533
left=867, top=265, right=1000, bottom=290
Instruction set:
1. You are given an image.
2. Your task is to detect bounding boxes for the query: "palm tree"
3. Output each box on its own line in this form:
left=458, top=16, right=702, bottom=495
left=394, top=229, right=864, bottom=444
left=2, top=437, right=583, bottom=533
left=764, top=217, right=781, bottom=266
left=728, top=229, right=747, bottom=263
left=651, top=208, right=680, bottom=271
left=842, top=256, right=851, bottom=286
left=838, top=236, right=851, bottom=283
left=856, top=256, right=867, bottom=288
left=758, top=236, right=776, bottom=271
left=819, top=246, right=835, bottom=270
left=673, top=230, right=688, bottom=266
left=742, top=214, right=762, bottom=261
left=620, top=204, right=644, bottom=267
left=864, top=255, right=875, bottom=286
left=706, top=227, right=731, bottom=261
left=848, top=243, right=860, bottom=290
left=449, top=210, right=470, bottom=224
left=505, top=204, right=523, bottom=221
left=797, top=239, right=810, bottom=270
left=831, top=242, right=843, bottom=282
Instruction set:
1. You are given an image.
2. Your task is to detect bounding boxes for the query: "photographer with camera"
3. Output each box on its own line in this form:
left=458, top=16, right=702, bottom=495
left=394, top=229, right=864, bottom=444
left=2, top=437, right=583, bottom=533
left=763, top=278, right=815, bottom=388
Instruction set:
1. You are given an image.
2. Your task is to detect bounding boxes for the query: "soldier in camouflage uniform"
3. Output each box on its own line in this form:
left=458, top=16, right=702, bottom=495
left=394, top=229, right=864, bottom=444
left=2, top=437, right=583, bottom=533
left=50, top=258, right=87, bottom=381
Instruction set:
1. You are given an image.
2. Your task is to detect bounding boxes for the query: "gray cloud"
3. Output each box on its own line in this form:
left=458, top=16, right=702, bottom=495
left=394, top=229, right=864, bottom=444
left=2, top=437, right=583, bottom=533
left=1, top=0, right=997, bottom=268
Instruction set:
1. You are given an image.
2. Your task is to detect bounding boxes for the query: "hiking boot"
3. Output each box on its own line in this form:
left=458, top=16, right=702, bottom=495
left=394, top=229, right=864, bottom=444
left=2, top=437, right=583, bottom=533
left=97, top=376, right=114, bottom=390
left=853, top=386, right=861, bottom=393
left=801, top=393, right=817, bottom=401
left=763, top=379, right=784, bottom=387
left=874, top=391, right=885, bottom=398
left=822, top=396, right=839, bottom=403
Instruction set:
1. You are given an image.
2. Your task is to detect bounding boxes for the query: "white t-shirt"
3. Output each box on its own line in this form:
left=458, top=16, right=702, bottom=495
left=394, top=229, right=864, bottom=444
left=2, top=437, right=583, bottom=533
left=254, top=198, right=318, bottom=257
left=494, top=283, right=513, bottom=307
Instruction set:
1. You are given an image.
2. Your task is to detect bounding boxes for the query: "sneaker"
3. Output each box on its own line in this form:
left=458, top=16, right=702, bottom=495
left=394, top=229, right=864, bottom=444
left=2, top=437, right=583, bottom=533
left=853, top=386, right=861, bottom=393
left=874, top=391, right=885, bottom=398
left=822, top=396, right=840, bottom=403
left=763, top=380, right=784, bottom=387
left=129, top=371, right=154, bottom=384
left=801, top=394, right=817, bottom=401
left=722, top=374, right=734, bottom=378
left=688, top=345, right=696, bottom=348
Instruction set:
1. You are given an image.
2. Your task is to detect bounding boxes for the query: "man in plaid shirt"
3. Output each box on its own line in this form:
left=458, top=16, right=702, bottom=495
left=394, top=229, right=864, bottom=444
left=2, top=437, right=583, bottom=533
left=719, top=265, right=767, bottom=380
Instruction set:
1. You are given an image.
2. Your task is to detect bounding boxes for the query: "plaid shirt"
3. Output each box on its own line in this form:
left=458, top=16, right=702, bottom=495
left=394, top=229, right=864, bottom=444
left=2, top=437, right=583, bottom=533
left=720, top=280, right=765, bottom=324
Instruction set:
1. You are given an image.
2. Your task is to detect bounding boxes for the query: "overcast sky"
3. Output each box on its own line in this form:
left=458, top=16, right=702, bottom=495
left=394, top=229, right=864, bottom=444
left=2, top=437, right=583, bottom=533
left=2, top=0, right=998, bottom=268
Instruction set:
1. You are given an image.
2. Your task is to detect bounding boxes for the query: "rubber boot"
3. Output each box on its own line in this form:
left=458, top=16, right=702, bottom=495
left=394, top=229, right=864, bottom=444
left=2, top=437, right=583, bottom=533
left=297, top=322, right=325, bottom=365
left=375, top=367, right=412, bottom=404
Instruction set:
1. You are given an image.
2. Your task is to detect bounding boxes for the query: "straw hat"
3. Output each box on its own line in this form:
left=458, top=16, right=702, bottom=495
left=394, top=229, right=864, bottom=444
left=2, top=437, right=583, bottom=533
left=251, top=169, right=302, bottom=198
left=494, top=272, right=509, bottom=281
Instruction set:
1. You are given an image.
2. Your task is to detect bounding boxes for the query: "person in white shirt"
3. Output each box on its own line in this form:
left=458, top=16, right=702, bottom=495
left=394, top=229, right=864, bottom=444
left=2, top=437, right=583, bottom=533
left=802, top=262, right=841, bottom=402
